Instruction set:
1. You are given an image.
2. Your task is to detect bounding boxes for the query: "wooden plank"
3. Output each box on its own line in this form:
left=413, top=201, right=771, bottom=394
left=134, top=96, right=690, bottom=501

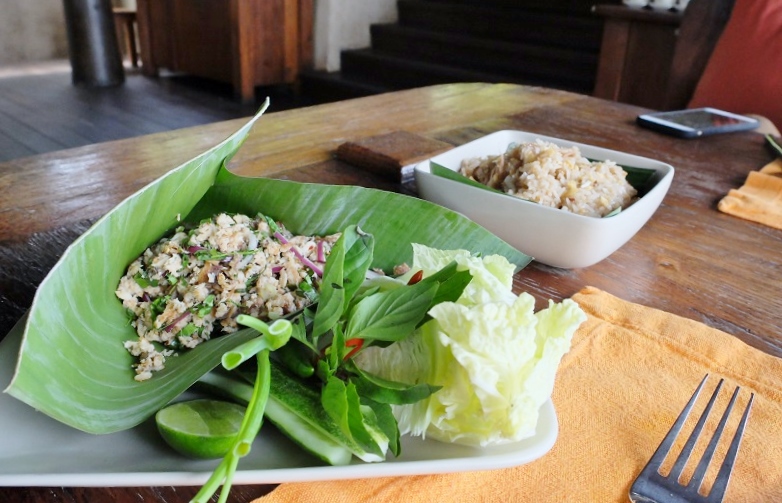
left=618, top=21, right=678, bottom=109
left=283, top=0, right=300, bottom=83
left=231, top=0, right=257, bottom=102
left=664, top=0, right=735, bottom=109
left=592, top=19, right=630, bottom=101
left=0, top=67, right=279, bottom=163
left=298, top=0, right=315, bottom=70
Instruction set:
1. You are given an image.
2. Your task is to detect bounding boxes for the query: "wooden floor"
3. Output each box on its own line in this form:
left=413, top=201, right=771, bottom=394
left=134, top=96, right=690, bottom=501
left=0, top=60, right=316, bottom=163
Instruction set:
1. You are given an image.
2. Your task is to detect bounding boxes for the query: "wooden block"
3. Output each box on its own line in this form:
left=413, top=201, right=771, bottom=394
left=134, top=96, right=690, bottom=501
left=335, top=130, right=453, bottom=182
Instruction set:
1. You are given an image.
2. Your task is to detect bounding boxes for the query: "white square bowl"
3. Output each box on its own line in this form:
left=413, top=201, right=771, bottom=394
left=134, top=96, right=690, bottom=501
left=414, top=130, right=674, bottom=269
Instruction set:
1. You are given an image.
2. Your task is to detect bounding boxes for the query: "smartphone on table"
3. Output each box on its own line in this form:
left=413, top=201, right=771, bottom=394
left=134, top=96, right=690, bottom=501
left=636, top=107, right=759, bottom=139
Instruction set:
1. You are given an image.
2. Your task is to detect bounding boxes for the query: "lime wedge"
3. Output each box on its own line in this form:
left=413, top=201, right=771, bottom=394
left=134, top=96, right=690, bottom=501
left=155, top=399, right=246, bottom=459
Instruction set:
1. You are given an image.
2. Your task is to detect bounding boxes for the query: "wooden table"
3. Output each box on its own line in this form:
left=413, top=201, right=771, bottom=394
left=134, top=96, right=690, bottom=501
left=1, top=83, right=779, bottom=502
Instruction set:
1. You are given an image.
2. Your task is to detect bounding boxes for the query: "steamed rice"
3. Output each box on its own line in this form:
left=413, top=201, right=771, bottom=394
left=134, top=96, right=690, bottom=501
left=459, top=140, right=637, bottom=217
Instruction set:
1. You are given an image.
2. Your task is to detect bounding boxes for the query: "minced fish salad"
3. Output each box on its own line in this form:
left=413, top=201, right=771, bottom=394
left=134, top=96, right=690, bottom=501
left=459, top=139, right=637, bottom=217
left=115, top=212, right=339, bottom=381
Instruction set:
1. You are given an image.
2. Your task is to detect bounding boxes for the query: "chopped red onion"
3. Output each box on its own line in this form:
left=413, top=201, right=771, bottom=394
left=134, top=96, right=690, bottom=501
left=317, top=240, right=325, bottom=263
left=291, top=247, right=323, bottom=277
left=163, top=311, right=190, bottom=332
left=275, top=231, right=322, bottom=276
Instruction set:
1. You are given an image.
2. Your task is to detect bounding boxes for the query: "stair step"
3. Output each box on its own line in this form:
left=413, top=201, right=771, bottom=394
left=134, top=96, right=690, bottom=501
left=419, top=0, right=609, bottom=15
left=339, top=48, right=590, bottom=93
left=397, top=0, right=603, bottom=51
left=368, top=24, right=598, bottom=90
left=299, top=0, right=610, bottom=104
left=299, top=69, right=390, bottom=104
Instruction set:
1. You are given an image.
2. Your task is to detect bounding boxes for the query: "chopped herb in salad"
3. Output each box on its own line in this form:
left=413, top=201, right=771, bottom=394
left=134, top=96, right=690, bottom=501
left=115, top=212, right=340, bottom=381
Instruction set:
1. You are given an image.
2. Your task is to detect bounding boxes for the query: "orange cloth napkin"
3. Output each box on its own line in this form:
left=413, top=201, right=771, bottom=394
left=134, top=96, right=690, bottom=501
left=718, top=158, right=782, bottom=229
left=253, top=287, right=782, bottom=503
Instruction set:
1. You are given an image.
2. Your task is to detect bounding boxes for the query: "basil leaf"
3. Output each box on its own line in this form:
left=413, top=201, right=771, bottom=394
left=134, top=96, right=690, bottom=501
left=344, top=280, right=437, bottom=342
left=361, top=398, right=400, bottom=458
left=329, top=324, right=346, bottom=371
left=289, top=317, right=315, bottom=350
left=311, top=235, right=346, bottom=340
left=340, top=226, right=374, bottom=313
left=312, top=226, right=373, bottom=340
left=414, top=262, right=472, bottom=325
left=321, top=376, right=387, bottom=460
left=322, top=376, right=351, bottom=438
left=347, top=361, right=441, bottom=405
left=346, top=383, right=387, bottom=458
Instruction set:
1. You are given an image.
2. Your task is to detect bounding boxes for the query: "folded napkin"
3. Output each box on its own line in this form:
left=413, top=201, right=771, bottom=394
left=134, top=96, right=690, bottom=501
left=718, top=158, right=782, bottom=229
left=254, top=287, right=782, bottom=503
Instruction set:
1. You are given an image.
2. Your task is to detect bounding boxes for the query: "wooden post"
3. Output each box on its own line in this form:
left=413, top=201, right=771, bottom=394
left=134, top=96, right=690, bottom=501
left=62, top=0, right=125, bottom=87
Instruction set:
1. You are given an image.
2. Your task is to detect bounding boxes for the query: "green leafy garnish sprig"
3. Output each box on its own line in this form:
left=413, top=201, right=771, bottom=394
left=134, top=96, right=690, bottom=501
left=286, top=225, right=471, bottom=458
left=192, top=225, right=473, bottom=500
left=191, top=317, right=291, bottom=503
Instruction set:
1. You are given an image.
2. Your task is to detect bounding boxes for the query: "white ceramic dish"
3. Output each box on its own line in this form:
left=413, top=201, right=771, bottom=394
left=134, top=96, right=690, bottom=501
left=0, top=327, right=557, bottom=487
left=414, top=130, right=674, bottom=268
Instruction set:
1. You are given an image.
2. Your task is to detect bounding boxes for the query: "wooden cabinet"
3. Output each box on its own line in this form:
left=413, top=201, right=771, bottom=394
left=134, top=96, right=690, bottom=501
left=592, top=0, right=735, bottom=111
left=136, top=0, right=314, bottom=102
left=592, top=5, right=683, bottom=110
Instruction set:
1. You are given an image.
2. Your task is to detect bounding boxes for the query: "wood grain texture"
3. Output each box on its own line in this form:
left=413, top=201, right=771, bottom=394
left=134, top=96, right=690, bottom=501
left=0, top=66, right=315, bottom=164
left=136, top=0, right=315, bottom=102
left=665, top=0, right=735, bottom=109
left=593, top=5, right=682, bottom=110
left=1, top=83, right=780, bottom=502
left=593, top=0, right=737, bottom=110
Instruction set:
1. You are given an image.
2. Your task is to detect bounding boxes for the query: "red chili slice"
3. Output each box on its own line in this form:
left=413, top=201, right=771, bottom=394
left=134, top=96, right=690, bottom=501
left=344, top=338, right=364, bottom=360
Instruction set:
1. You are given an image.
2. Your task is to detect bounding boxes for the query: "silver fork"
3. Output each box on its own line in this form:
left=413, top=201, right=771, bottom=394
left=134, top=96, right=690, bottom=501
left=629, top=375, right=754, bottom=503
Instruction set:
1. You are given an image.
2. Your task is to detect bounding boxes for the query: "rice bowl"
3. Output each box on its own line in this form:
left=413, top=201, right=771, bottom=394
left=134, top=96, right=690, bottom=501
left=414, top=130, right=674, bottom=269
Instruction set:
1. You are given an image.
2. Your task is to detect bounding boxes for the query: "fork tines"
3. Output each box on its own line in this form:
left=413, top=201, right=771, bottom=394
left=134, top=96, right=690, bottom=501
left=629, top=374, right=755, bottom=503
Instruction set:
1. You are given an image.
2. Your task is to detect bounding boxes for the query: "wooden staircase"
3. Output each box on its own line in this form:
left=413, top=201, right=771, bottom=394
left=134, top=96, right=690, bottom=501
left=300, top=0, right=615, bottom=103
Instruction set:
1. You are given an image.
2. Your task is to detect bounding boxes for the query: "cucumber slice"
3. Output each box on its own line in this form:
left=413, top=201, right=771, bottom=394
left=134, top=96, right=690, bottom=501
left=264, top=395, right=352, bottom=465
left=196, top=364, right=388, bottom=465
left=268, top=362, right=387, bottom=463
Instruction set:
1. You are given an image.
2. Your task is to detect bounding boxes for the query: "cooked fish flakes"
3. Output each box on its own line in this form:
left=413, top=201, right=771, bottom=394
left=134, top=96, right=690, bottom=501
left=115, top=212, right=339, bottom=381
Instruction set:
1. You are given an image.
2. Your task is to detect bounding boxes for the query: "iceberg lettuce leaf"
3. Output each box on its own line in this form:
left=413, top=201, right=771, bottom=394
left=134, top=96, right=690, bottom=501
left=356, top=246, right=586, bottom=447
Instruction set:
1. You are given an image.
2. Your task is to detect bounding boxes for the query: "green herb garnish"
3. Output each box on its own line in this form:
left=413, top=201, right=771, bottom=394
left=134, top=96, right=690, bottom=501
left=191, top=225, right=470, bottom=502
left=133, top=272, right=158, bottom=288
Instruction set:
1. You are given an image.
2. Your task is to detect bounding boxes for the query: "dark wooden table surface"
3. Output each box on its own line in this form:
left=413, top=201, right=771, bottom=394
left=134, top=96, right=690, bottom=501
left=1, top=83, right=780, bottom=502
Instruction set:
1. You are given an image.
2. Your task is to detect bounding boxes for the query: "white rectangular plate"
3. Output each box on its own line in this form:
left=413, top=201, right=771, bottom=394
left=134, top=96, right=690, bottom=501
left=0, top=326, right=557, bottom=487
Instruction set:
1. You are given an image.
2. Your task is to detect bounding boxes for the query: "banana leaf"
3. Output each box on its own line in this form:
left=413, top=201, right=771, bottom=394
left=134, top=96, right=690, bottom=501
left=2, top=104, right=530, bottom=435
